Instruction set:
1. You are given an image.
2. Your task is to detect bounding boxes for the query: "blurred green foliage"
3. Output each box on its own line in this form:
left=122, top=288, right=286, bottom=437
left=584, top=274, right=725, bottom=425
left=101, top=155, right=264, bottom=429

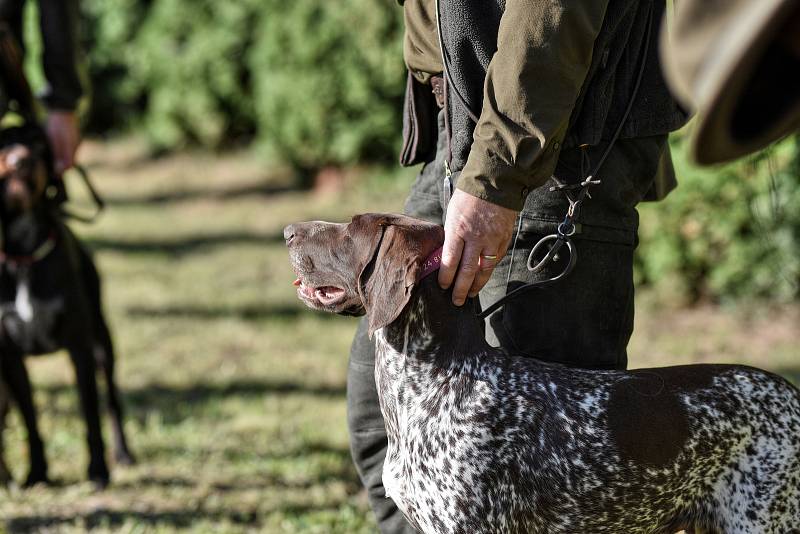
left=80, top=0, right=405, bottom=167
left=636, top=135, right=800, bottom=303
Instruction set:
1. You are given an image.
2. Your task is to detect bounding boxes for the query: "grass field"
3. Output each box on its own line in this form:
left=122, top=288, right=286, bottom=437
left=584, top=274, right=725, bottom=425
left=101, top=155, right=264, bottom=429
left=1, top=139, right=798, bottom=533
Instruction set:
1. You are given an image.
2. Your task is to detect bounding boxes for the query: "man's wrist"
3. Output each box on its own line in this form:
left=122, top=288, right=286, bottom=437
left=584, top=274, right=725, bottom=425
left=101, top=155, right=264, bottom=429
left=457, top=145, right=554, bottom=212
left=456, top=175, right=528, bottom=212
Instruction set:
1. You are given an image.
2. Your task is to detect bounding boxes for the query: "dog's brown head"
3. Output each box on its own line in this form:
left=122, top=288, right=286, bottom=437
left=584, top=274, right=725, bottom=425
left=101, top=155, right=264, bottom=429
left=0, top=127, right=50, bottom=218
left=284, top=213, right=444, bottom=335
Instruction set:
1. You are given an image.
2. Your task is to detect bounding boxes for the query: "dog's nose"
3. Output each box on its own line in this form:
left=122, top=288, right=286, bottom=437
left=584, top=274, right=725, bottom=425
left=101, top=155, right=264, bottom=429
left=283, top=225, right=296, bottom=245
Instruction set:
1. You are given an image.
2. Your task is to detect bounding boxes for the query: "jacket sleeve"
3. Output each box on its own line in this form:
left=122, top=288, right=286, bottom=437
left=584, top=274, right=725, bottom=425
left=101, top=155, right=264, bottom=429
left=37, top=0, right=83, bottom=111
left=456, top=0, right=610, bottom=211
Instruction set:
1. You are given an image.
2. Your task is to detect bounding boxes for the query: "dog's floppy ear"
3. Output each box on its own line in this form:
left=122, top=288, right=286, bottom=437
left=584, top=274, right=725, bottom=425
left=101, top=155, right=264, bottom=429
left=354, top=214, right=443, bottom=337
left=351, top=213, right=392, bottom=285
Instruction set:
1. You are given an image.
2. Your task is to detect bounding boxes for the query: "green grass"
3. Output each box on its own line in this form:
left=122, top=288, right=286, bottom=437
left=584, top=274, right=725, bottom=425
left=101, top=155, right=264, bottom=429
left=1, top=138, right=798, bottom=533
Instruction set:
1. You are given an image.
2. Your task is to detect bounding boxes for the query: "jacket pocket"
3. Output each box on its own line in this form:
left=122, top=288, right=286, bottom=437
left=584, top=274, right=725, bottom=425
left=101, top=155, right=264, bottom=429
left=399, top=71, right=439, bottom=167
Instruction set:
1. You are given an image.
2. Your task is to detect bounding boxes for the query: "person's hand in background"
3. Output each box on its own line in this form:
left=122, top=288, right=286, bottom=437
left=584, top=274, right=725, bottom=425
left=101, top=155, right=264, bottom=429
left=438, top=189, right=518, bottom=306
left=46, top=110, right=81, bottom=175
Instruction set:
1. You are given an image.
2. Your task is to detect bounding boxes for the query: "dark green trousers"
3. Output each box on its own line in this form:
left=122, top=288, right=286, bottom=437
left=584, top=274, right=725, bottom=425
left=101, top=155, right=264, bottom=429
left=347, top=112, right=667, bottom=533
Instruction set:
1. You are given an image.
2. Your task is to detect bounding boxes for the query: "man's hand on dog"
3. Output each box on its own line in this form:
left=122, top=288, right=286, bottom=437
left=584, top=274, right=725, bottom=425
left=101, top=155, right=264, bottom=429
left=46, top=110, right=81, bottom=175
left=439, top=189, right=518, bottom=306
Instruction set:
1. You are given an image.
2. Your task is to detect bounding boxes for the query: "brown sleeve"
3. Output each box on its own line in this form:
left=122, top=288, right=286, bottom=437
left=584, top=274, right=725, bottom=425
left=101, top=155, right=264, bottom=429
left=456, top=0, right=610, bottom=210
left=38, top=0, right=83, bottom=110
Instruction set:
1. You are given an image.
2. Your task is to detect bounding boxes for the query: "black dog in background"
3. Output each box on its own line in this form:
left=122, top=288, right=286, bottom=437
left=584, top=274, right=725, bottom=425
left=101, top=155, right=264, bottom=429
left=0, top=124, right=134, bottom=487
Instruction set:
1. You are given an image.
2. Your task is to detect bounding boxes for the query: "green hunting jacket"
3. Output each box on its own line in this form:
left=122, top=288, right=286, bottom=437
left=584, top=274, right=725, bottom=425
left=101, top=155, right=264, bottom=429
left=400, top=0, right=688, bottom=212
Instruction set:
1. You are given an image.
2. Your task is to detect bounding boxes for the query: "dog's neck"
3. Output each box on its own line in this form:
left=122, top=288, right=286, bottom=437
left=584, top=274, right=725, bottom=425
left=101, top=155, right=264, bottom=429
left=371, top=275, right=492, bottom=462
left=1, top=207, right=53, bottom=257
left=376, top=275, right=488, bottom=362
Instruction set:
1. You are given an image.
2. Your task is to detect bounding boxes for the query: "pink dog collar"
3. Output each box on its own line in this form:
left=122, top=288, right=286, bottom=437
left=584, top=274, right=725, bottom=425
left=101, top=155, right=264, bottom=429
left=419, top=246, right=443, bottom=280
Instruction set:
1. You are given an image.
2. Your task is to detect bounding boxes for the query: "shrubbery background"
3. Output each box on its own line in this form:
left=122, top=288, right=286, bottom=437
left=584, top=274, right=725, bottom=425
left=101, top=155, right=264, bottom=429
left=637, top=136, right=799, bottom=303
left=26, top=0, right=800, bottom=302
left=80, top=0, right=405, bottom=170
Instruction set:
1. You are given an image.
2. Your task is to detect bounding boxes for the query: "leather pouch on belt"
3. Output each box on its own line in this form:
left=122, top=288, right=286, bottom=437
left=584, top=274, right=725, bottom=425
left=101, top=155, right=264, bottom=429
left=399, top=71, right=439, bottom=167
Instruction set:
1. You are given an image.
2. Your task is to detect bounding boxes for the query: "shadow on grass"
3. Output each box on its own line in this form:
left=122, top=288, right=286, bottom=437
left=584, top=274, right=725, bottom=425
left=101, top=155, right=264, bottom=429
left=84, top=231, right=284, bottom=256
left=124, top=303, right=341, bottom=321
left=112, top=441, right=361, bottom=492
left=5, top=498, right=347, bottom=532
left=5, top=507, right=272, bottom=532
left=125, top=379, right=345, bottom=405
left=125, top=471, right=360, bottom=492
left=105, top=183, right=297, bottom=207
left=35, top=378, right=346, bottom=424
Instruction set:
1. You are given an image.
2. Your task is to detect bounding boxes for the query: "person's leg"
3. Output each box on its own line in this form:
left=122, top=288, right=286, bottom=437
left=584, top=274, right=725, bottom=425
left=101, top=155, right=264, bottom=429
left=482, top=229, right=635, bottom=370
left=347, top=112, right=446, bottom=533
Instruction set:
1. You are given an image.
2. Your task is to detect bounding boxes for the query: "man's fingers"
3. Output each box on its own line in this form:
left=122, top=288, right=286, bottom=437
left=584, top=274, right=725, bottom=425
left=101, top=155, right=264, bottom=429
left=451, top=243, right=482, bottom=306
left=61, top=131, right=78, bottom=171
left=468, top=270, right=494, bottom=298
left=478, top=254, right=499, bottom=271
left=496, top=237, right=512, bottom=267
left=468, top=235, right=512, bottom=298
left=469, top=252, right=499, bottom=297
left=51, top=132, right=72, bottom=175
left=438, top=234, right=464, bottom=290
left=46, top=111, right=81, bottom=175
left=60, top=144, right=75, bottom=172
left=54, top=144, right=68, bottom=174
left=438, top=188, right=519, bottom=302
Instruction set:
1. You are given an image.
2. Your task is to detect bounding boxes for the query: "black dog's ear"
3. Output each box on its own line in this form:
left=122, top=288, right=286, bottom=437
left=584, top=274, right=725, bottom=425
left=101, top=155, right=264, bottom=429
left=353, top=214, right=443, bottom=337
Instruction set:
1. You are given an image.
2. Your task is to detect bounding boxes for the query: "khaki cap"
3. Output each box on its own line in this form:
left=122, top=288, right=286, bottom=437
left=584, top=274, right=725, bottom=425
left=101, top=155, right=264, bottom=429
left=661, top=0, right=800, bottom=164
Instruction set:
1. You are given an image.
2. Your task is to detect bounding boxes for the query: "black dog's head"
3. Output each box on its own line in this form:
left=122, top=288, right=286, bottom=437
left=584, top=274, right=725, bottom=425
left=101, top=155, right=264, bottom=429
left=0, top=126, right=52, bottom=220
left=284, top=213, right=443, bottom=335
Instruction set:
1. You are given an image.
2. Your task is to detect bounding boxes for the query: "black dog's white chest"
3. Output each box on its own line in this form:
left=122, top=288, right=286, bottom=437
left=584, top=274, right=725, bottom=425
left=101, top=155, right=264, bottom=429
left=0, top=268, right=65, bottom=353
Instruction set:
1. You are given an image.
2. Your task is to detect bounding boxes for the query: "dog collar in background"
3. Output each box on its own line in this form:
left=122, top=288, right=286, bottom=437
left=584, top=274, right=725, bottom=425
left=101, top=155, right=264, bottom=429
left=419, top=246, right=443, bottom=281
left=0, top=231, right=58, bottom=266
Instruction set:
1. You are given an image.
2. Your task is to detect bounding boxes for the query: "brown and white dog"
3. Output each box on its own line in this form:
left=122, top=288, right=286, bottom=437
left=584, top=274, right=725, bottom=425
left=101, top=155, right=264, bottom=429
left=285, top=213, right=800, bottom=534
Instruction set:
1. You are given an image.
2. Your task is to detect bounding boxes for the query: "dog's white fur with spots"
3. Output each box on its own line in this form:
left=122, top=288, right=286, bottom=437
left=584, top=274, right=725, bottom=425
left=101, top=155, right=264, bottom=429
left=286, top=214, right=800, bottom=534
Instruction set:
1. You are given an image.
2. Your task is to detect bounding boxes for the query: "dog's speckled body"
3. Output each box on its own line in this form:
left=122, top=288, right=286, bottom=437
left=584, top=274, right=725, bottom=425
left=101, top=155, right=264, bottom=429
left=286, top=214, right=800, bottom=534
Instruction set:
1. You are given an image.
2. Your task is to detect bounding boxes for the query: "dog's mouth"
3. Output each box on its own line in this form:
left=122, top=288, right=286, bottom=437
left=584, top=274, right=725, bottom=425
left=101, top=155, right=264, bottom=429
left=293, top=277, right=347, bottom=307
